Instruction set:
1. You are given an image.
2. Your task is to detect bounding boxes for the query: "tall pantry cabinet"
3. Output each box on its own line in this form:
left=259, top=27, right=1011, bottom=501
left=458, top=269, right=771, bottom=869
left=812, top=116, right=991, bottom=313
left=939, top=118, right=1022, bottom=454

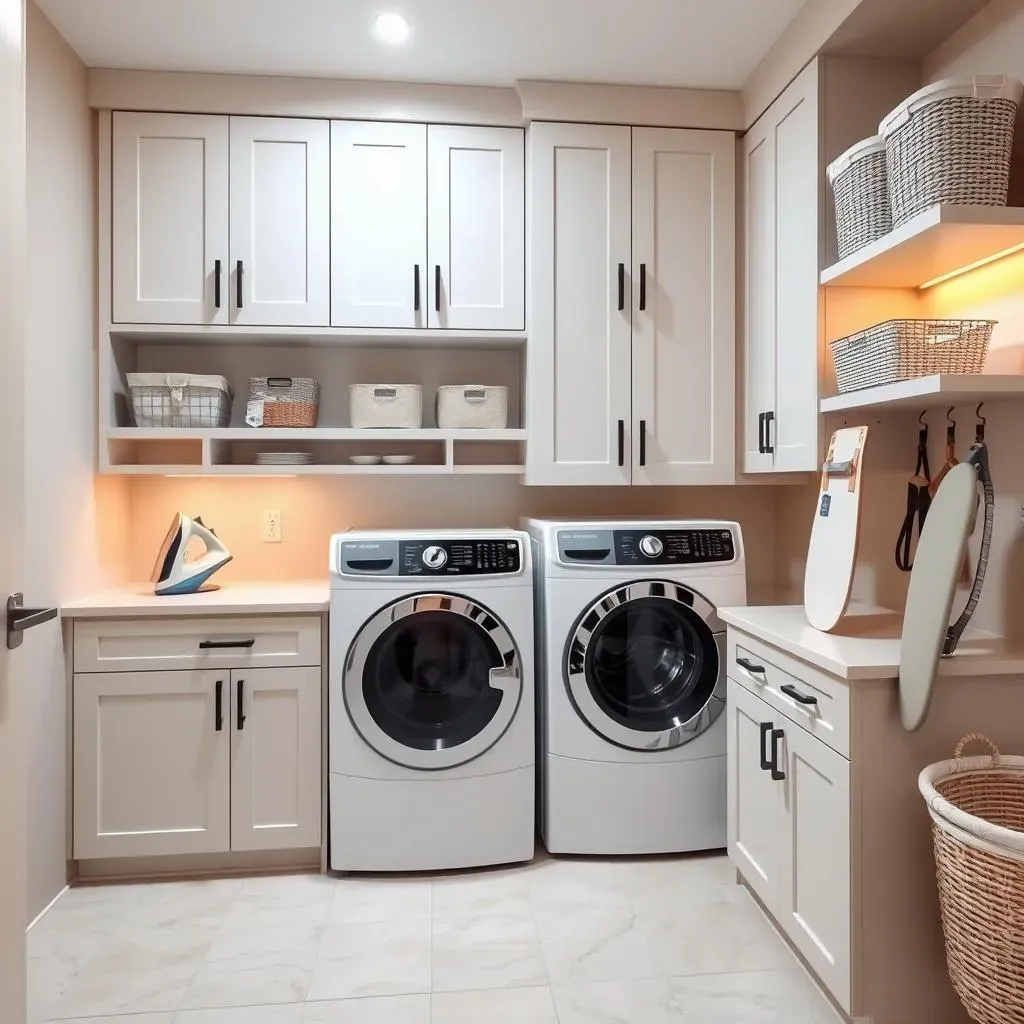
left=527, top=122, right=735, bottom=486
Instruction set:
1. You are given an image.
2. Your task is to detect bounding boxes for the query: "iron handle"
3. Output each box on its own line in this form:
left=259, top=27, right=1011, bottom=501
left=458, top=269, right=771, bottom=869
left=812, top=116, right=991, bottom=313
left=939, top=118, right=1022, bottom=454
left=770, top=728, right=786, bottom=781
left=6, top=594, right=58, bottom=650
left=639, top=263, right=647, bottom=311
left=236, top=260, right=243, bottom=309
left=780, top=683, right=818, bottom=706
left=764, top=410, right=775, bottom=455
left=736, top=656, right=765, bottom=675
left=639, top=420, right=647, bottom=467
left=215, top=680, right=224, bottom=732
left=434, top=265, right=441, bottom=313
left=199, top=639, right=255, bottom=650
left=237, top=679, right=246, bottom=731
left=759, top=721, right=772, bottom=771
left=617, top=263, right=625, bottom=311
left=214, top=259, right=222, bottom=309
left=617, top=420, right=625, bottom=467
left=414, top=265, right=421, bottom=312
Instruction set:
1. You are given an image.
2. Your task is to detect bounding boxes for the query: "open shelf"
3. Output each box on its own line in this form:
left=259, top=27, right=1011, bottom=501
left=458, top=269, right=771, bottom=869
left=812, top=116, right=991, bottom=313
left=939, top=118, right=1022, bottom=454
left=820, top=374, right=1024, bottom=413
left=106, top=427, right=527, bottom=442
left=820, top=204, right=1024, bottom=289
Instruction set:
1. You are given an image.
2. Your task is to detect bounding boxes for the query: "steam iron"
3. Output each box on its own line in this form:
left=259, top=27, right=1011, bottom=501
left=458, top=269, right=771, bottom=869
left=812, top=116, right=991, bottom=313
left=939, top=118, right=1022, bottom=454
left=152, top=514, right=232, bottom=596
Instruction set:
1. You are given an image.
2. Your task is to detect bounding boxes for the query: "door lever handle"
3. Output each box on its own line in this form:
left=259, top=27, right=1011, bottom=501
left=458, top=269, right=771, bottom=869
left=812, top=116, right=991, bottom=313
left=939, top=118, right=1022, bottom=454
left=7, top=594, right=58, bottom=650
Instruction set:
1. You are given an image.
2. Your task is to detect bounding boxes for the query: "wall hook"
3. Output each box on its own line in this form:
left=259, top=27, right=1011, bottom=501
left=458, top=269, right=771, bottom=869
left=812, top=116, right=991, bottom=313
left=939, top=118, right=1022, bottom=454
left=918, top=410, right=928, bottom=426
left=946, top=407, right=956, bottom=427
left=976, top=402, right=986, bottom=443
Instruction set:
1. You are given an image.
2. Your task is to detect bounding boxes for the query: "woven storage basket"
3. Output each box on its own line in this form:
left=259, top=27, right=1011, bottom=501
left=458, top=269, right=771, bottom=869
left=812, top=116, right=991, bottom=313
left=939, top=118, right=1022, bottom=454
left=127, top=373, right=232, bottom=428
left=880, top=76, right=1023, bottom=228
left=831, top=319, right=994, bottom=393
left=436, top=385, right=509, bottom=429
left=827, top=135, right=892, bottom=260
left=350, top=384, right=423, bottom=429
left=248, top=377, right=319, bottom=428
left=919, top=734, right=1024, bottom=1024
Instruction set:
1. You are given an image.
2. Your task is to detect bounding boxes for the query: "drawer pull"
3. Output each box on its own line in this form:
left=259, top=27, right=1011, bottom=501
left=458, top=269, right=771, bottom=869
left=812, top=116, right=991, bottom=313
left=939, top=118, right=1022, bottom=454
left=780, top=683, right=818, bottom=706
left=237, top=679, right=246, bottom=731
left=199, top=639, right=256, bottom=650
left=215, top=680, right=224, bottom=732
left=759, top=721, right=773, bottom=771
left=770, top=728, right=786, bottom=781
left=737, top=656, right=765, bottom=674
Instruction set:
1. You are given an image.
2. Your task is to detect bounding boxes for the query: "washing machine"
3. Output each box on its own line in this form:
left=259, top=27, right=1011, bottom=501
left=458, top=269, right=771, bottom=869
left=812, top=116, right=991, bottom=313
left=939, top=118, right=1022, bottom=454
left=329, top=529, right=535, bottom=872
left=525, top=518, right=746, bottom=855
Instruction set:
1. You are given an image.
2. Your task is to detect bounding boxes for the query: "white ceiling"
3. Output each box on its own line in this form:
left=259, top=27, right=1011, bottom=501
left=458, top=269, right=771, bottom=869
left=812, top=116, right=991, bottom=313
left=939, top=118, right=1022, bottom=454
left=35, top=0, right=808, bottom=90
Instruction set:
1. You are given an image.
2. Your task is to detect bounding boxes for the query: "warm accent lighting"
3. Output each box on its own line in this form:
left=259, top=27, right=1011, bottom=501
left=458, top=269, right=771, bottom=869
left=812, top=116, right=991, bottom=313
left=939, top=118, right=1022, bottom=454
left=919, top=242, right=1024, bottom=290
left=372, top=12, right=411, bottom=45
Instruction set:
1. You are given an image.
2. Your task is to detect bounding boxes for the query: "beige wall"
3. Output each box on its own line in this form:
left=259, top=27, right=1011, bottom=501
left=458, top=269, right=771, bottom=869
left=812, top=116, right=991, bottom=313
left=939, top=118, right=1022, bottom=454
left=24, top=2, right=130, bottom=922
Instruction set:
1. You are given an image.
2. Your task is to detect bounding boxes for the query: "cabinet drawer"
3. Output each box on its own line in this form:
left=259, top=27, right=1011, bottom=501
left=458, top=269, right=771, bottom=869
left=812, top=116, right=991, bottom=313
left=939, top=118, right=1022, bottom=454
left=728, top=632, right=850, bottom=757
left=74, top=616, right=321, bottom=673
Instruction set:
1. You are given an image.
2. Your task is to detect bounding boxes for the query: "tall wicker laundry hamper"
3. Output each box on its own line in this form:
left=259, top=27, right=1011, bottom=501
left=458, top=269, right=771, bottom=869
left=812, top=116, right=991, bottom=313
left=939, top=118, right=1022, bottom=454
left=919, top=734, right=1024, bottom=1024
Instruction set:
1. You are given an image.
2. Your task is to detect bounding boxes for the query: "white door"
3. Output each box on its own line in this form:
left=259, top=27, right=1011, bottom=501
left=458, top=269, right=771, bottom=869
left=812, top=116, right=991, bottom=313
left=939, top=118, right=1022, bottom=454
left=773, top=67, right=821, bottom=473
left=0, top=0, right=27, bottom=1014
left=112, top=112, right=229, bottom=325
left=526, top=122, right=632, bottom=486
left=777, top=722, right=852, bottom=1011
left=331, top=120, right=427, bottom=329
left=726, top=679, right=782, bottom=914
left=742, top=114, right=777, bottom=474
left=230, top=117, right=330, bottom=327
left=231, top=668, right=321, bottom=852
left=73, top=671, right=230, bottom=858
left=428, top=124, right=524, bottom=331
left=632, top=127, right=735, bottom=485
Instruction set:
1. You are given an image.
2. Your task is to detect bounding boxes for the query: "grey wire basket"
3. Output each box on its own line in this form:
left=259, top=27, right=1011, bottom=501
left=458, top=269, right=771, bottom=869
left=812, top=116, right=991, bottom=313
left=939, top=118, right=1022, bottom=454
left=828, top=136, right=891, bottom=260
left=127, top=373, right=233, bottom=428
left=831, top=319, right=996, bottom=394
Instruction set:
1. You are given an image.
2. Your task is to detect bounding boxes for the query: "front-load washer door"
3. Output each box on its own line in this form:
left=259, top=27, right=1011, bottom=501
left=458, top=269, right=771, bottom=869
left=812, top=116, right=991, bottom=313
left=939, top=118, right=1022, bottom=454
left=344, top=593, right=522, bottom=770
left=565, top=580, right=726, bottom=752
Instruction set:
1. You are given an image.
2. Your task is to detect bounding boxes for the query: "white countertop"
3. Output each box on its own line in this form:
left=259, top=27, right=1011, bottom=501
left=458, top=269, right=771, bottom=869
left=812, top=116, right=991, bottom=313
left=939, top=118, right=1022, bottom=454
left=719, top=604, right=1024, bottom=681
left=62, top=581, right=329, bottom=618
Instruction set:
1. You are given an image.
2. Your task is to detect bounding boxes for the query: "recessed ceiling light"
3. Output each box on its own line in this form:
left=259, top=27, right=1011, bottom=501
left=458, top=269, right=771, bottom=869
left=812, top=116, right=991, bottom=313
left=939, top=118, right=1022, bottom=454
left=372, top=12, right=411, bottom=46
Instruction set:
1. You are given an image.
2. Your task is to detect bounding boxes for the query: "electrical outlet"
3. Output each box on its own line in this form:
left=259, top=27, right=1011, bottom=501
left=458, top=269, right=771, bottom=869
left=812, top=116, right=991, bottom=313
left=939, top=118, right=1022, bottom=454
left=263, top=510, right=282, bottom=543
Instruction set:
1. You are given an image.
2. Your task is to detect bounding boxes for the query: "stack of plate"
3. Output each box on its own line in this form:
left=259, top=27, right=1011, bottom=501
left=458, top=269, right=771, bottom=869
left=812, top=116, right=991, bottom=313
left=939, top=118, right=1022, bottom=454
left=253, top=452, right=313, bottom=467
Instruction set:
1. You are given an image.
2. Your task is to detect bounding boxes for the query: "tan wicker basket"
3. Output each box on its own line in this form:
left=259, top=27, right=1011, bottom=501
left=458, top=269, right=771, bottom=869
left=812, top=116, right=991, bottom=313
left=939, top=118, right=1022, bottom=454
left=919, top=734, right=1024, bottom=1024
left=248, top=377, right=319, bottom=428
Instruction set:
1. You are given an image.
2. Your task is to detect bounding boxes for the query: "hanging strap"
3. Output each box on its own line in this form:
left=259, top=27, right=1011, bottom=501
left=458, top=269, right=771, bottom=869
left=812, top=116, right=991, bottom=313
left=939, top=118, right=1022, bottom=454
left=895, top=428, right=933, bottom=573
left=943, top=442, right=994, bottom=656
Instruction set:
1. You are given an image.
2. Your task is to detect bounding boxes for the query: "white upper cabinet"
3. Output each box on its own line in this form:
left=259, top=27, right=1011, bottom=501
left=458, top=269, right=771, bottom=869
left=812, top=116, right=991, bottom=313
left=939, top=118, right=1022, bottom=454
left=112, top=112, right=229, bottom=325
left=428, top=125, right=525, bottom=331
left=632, top=128, right=735, bottom=485
left=230, top=117, right=330, bottom=327
left=331, top=121, right=427, bottom=329
left=526, top=122, right=632, bottom=485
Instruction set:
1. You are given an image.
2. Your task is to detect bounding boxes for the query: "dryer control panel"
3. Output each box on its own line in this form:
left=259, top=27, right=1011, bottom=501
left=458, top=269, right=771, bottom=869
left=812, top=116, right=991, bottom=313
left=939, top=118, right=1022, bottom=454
left=338, top=538, right=523, bottom=576
left=558, top=528, right=736, bottom=566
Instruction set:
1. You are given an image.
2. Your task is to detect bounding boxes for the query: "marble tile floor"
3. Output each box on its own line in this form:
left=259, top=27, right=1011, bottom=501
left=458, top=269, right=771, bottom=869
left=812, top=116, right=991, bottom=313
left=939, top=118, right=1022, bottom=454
left=29, top=851, right=842, bottom=1024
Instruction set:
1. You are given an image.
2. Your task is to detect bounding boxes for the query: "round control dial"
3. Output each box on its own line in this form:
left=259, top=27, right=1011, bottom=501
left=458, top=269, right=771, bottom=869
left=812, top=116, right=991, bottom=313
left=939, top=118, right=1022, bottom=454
left=639, top=535, right=664, bottom=558
left=422, top=545, right=448, bottom=569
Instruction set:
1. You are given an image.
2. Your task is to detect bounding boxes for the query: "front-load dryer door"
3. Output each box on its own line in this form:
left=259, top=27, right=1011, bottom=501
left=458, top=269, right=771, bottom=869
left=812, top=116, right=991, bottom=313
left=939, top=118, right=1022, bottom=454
left=344, top=593, right=522, bottom=770
left=565, top=580, right=726, bottom=752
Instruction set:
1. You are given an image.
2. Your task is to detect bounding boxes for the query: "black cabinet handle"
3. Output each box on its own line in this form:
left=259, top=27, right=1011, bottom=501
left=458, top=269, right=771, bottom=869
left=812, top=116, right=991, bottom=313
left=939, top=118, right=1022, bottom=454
left=6, top=594, right=58, bottom=651
left=199, top=639, right=255, bottom=650
left=617, top=263, right=625, bottom=311
left=215, top=680, right=223, bottom=732
left=736, top=656, right=765, bottom=674
left=639, top=420, right=647, bottom=467
left=214, top=259, right=222, bottom=309
left=414, top=265, right=421, bottom=312
left=434, top=265, right=441, bottom=313
left=639, top=263, right=647, bottom=311
left=759, top=721, right=772, bottom=771
left=237, top=680, right=246, bottom=731
left=764, top=411, right=775, bottom=455
left=236, top=260, right=243, bottom=309
left=757, top=412, right=766, bottom=454
left=781, top=683, right=818, bottom=706
left=770, top=728, right=786, bottom=781
left=617, top=420, right=625, bottom=467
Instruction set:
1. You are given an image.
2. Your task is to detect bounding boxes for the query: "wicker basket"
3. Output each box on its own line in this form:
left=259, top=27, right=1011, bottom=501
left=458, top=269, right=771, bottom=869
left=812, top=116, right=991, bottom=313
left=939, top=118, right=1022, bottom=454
left=247, top=377, right=319, bottom=428
left=436, top=386, right=509, bottom=429
left=126, top=373, right=232, bottom=428
left=831, top=319, right=994, bottom=393
left=919, top=735, right=1024, bottom=1024
left=880, top=76, right=1023, bottom=228
left=827, top=135, right=892, bottom=260
left=350, top=384, right=423, bottom=429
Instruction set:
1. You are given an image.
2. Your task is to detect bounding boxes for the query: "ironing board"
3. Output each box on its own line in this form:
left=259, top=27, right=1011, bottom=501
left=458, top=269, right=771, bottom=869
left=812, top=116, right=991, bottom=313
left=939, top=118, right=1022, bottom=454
left=803, top=426, right=869, bottom=632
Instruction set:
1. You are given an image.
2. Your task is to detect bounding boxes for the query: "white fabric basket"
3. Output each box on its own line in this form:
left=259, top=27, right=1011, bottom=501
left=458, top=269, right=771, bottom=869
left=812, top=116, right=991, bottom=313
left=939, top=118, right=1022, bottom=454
left=127, top=373, right=233, bottom=428
left=349, top=384, right=423, bottom=429
left=436, top=385, right=509, bottom=429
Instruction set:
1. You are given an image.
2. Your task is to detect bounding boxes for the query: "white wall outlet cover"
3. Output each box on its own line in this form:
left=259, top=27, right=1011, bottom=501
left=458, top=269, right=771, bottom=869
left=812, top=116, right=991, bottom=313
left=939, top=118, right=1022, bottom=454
left=263, top=510, right=282, bottom=543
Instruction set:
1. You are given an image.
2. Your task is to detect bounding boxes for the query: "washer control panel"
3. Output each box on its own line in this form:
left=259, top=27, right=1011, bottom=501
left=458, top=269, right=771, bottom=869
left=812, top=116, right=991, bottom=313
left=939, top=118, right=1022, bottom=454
left=400, top=538, right=522, bottom=576
left=557, top=527, right=736, bottom=566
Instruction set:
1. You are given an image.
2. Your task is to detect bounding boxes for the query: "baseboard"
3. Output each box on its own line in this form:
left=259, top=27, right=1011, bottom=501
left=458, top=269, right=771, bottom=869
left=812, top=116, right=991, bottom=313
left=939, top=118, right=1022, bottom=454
left=73, top=847, right=321, bottom=884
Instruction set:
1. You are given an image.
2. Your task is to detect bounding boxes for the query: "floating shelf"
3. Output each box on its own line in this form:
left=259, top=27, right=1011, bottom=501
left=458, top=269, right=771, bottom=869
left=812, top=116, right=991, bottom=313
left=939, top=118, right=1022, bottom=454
left=820, top=204, right=1024, bottom=289
left=106, top=427, right=527, bottom=442
left=820, top=374, right=1024, bottom=413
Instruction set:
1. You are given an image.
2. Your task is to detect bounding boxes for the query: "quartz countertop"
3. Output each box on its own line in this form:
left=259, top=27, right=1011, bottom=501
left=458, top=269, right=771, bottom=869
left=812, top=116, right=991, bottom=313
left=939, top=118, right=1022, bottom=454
left=719, top=603, right=1024, bottom=681
left=62, top=581, right=329, bottom=618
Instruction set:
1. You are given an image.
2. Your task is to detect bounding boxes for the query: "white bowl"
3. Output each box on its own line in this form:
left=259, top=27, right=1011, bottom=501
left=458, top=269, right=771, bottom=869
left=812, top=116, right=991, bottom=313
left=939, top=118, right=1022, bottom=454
left=349, top=455, right=383, bottom=465
left=382, top=454, right=415, bottom=465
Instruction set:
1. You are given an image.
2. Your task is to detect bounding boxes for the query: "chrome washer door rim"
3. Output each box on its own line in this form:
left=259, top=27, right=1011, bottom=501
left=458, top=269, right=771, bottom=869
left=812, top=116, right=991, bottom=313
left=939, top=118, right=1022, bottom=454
left=344, top=593, right=522, bottom=770
left=564, top=580, right=726, bottom=752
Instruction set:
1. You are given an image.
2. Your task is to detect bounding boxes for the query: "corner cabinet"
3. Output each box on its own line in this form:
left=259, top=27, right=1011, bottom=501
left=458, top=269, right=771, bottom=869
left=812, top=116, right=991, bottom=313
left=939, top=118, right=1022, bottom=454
left=527, top=122, right=735, bottom=486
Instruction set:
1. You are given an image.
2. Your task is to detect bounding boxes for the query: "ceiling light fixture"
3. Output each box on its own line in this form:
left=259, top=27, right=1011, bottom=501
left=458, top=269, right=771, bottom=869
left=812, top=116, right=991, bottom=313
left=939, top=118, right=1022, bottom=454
left=372, top=12, right=411, bottom=46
